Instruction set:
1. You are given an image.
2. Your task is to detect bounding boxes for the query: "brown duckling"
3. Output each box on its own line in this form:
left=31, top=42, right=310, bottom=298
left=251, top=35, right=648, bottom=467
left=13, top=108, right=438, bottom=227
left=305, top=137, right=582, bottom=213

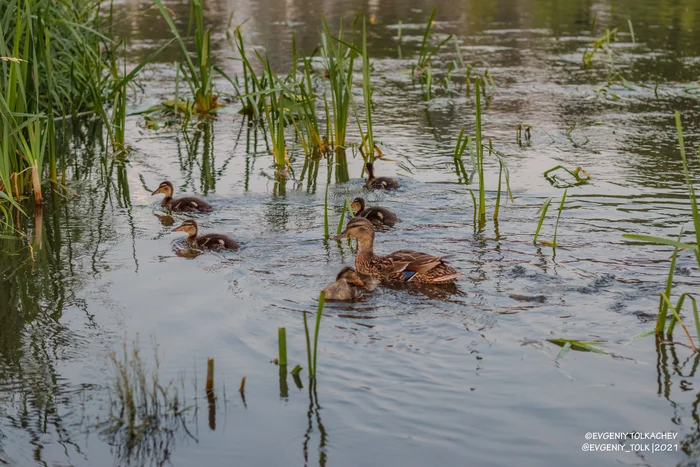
left=152, top=181, right=213, bottom=213
left=351, top=197, right=399, bottom=227
left=322, top=266, right=366, bottom=300
left=365, top=162, right=399, bottom=190
left=173, top=219, right=239, bottom=250
left=333, top=217, right=458, bottom=284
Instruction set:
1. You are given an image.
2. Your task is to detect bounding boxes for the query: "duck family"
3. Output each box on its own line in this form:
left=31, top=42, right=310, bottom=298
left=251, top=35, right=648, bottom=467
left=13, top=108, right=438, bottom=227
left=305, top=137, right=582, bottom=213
left=154, top=162, right=458, bottom=300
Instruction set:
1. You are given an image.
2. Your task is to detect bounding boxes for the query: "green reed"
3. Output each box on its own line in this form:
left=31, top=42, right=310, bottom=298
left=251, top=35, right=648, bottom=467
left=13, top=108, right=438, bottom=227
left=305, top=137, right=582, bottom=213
left=336, top=198, right=350, bottom=234
left=154, top=0, right=216, bottom=113
left=474, top=77, right=486, bottom=223
left=321, top=16, right=356, bottom=149
left=414, top=7, right=453, bottom=96
left=1, top=0, right=122, bottom=224
left=312, top=291, right=325, bottom=378
left=552, top=189, right=568, bottom=248
left=278, top=327, right=288, bottom=366
left=361, top=17, right=376, bottom=162
left=623, top=112, right=700, bottom=348
left=533, top=197, right=551, bottom=245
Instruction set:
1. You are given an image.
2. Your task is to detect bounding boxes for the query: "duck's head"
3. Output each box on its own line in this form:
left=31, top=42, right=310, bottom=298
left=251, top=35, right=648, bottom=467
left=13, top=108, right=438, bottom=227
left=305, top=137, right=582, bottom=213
left=350, top=197, right=366, bottom=215
left=152, top=180, right=174, bottom=197
left=173, top=219, right=198, bottom=235
left=332, top=217, right=374, bottom=242
left=336, top=266, right=364, bottom=287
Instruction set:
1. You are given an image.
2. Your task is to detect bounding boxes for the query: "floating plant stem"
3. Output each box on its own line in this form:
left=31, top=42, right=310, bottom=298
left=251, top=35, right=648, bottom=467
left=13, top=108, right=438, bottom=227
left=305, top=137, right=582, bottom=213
left=278, top=327, right=287, bottom=366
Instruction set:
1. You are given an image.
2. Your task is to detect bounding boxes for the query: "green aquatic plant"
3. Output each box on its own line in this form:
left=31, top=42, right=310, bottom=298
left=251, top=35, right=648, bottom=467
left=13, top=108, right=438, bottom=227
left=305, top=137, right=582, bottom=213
left=533, top=197, right=551, bottom=245
left=413, top=7, right=452, bottom=86
left=154, top=0, right=217, bottom=113
left=278, top=327, right=288, bottom=366
left=100, top=339, right=194, bottom=466
left=624, top=112, right=700, bottom=349
left=543, top=165, right=591, bottom=188
left=582, top=27, right=619, bottom=67
left=321, top=17, right=356, bottom=149
left=361, top=16, right=376, bottom=162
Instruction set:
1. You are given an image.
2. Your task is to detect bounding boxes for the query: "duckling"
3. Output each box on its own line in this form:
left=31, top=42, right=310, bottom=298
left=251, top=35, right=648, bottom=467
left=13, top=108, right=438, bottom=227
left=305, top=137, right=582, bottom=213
left=152, top=181, right=213, bottom=213
left=351, top=197, right=399, bottom=227
left=365, top=162, right=399, bottom=190
left=172, top=219, right=239, bottom=250
left=322, top=266, right=366, bottom=300
left=333, top=217, right=458, bottom=283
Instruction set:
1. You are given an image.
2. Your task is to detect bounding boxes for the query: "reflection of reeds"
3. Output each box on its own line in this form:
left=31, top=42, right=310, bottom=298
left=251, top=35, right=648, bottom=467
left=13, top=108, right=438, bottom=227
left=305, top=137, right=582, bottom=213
left=99, top=339, right=195, bottom=466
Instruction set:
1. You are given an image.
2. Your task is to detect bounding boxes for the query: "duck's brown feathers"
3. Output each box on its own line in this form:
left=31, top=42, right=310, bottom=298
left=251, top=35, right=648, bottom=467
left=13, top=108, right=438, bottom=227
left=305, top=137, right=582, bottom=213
left=322, top=280, right=363, bottom=300
left=163, top=196, right=213, bottom=213
left=357, top=249, right=458, bottom=283
left=187, top=233, right=239, bottom=250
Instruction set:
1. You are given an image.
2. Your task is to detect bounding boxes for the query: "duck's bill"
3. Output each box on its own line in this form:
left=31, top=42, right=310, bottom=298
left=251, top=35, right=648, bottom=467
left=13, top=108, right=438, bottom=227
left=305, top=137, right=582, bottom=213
left=172, top=226, right=185, bottom=232
left=354, top=279, right=365, bottom=287
left=151, top=187, right=162, bottom=195
left=331, top=232, right=348, bottom=240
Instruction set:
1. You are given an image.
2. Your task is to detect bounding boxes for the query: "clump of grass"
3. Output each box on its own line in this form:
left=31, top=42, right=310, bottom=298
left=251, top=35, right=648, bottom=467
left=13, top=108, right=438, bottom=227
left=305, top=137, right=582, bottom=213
left=99, top=339, right=194, bottom=466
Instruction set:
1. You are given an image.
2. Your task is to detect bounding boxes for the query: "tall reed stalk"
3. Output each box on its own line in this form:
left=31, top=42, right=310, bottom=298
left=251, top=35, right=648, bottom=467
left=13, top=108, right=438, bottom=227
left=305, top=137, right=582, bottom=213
left=320, top=17, right=355, bottom=149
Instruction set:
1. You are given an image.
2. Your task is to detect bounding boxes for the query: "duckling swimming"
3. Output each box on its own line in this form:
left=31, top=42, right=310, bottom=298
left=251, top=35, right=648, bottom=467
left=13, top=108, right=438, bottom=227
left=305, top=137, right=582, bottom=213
left=172, top=219, right=239, bottom=250
left=152, top=181, right=213, bottom=213
left=364, top=162, right=399, bottom=190
left=351, top=197, right=399, bottom=227
left=322, top=266, right=366, bottom=300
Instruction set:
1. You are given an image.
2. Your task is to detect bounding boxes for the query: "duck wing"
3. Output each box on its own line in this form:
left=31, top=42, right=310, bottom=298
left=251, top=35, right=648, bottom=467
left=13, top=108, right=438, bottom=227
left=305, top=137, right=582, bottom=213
left=386, top=250, right=453, bottom=282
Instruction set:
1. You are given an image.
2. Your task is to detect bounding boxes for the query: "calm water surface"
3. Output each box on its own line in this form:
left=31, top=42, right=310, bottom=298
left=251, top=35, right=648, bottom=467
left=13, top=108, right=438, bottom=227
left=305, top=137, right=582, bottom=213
left=2, top=0, right=700, bottom=466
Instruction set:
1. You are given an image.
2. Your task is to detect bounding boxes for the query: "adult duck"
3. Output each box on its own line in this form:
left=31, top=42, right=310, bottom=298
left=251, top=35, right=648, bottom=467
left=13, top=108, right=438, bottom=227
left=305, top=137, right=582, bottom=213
left=333, top=218, right=457, bottom=283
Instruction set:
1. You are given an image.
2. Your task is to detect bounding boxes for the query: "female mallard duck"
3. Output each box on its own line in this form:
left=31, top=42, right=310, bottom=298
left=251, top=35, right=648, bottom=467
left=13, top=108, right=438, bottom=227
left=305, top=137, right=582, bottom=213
left=333, top=217, right=458, bottom=283
left=322, top=266, right=366, bottom=300
left=152, top=181, right=213, bottom=213
left=173, top=219, right=239, bottom=250
left=351, top=197, right=399, bottom=227
left=365, top=162, right=399, bottom=190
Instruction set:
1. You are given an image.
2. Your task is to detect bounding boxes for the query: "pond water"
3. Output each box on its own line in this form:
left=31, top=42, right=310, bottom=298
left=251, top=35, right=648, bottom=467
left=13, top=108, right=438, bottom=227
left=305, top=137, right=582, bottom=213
left=2, top=0, right=700, bottom=466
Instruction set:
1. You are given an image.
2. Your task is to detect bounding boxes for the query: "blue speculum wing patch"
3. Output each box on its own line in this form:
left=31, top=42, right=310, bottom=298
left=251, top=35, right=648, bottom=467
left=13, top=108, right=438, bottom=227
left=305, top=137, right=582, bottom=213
left=402, top=271, right=417, bottom=281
